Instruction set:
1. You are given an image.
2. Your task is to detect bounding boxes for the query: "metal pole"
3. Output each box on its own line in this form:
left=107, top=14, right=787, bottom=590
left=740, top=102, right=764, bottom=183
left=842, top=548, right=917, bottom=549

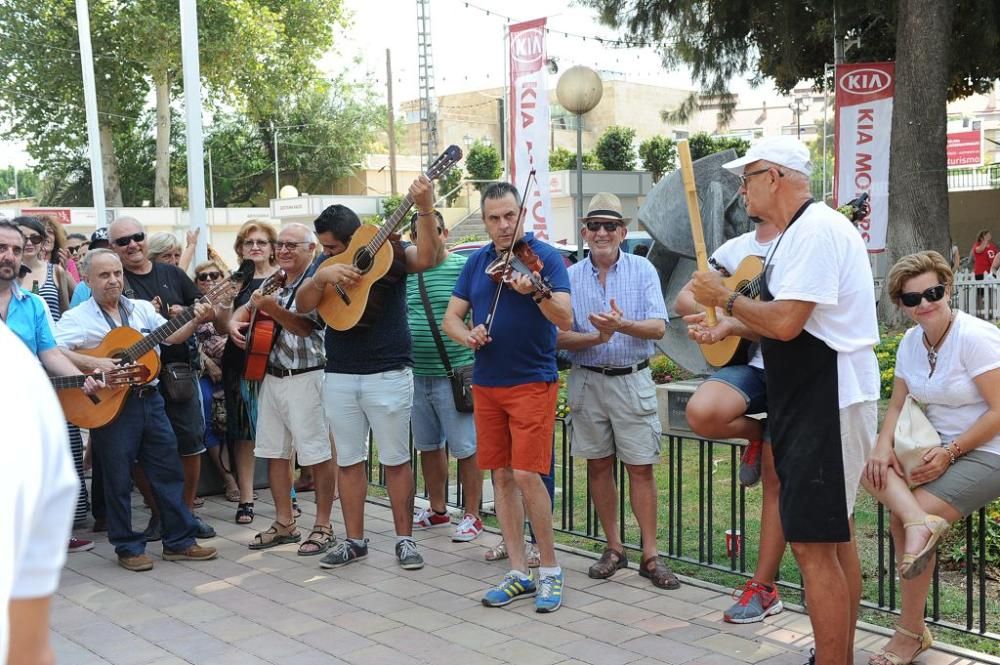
left=12, top=166, right=18, bottom=199
left=271, top=120, right=280, bottom=198
left=822, top=64, right=830, bottom=201
left=179, top=0, right=207, bottom=263
left=386, top=49, right=398, bottom=196
left=207, top=148, right=215, bottom=208
left=74, top=0, right=107, bottom=227
left=576, top=116, right=584, bottom=260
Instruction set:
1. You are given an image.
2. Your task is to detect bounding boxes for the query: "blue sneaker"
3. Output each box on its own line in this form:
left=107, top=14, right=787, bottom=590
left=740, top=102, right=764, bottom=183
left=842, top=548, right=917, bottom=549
left=535, top=570, right=564, bottom=613
left=482, top=572, right=536, bottom=607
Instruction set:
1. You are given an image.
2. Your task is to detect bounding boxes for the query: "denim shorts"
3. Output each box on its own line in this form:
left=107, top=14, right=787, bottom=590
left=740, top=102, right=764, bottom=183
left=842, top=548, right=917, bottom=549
left=324, top=368, right=414, bottom=467
left=410, top=375, right=477, bottom=459
left=705, top=364, right=768, bottom=415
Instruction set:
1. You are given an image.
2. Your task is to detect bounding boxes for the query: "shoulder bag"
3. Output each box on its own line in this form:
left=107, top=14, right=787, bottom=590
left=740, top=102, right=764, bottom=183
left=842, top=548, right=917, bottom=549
left=893, top=394, right=942, bottom=487
left=417, top=273, right=474, bottom=413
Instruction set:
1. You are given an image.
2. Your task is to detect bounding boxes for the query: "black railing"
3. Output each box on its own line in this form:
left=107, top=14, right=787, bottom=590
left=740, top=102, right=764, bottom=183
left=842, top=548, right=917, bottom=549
left=365, top=419, right=999, bottom=647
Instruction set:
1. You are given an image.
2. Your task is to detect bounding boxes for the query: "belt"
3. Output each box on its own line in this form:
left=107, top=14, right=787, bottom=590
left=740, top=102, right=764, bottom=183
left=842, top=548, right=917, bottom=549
left=266, top=365, right=324, bottom=378
left=581, top=359, right=650, bottom=376
left=131, top=385, right=158, bottom=399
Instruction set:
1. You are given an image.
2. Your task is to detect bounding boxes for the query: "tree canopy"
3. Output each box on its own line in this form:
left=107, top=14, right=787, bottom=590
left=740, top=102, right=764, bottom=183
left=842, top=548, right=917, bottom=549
left=595, top=125, right=638, bottom=171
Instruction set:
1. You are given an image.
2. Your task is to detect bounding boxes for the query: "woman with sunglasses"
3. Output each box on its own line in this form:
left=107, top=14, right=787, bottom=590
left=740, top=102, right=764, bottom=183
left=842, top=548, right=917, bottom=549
left=14, top=216, right=77, bottom=315
left=863, top=250, right=1000, bottom=665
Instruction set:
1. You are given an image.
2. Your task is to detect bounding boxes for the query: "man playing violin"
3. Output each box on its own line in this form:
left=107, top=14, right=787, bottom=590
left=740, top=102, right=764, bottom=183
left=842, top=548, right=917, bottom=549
left=442, top=181, right=572, bottom=613
left=557, top=193, right=676, bottom=590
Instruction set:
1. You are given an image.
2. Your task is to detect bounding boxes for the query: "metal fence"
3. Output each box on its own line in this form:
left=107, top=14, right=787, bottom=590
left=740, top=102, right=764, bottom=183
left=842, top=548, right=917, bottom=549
left=365, top=420, right=1000, bottom=646
left=953, top=272, right=1000, bottom=322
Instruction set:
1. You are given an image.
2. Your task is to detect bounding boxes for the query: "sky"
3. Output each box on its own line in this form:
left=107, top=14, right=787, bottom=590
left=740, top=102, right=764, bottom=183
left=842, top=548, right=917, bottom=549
left=2, top=0, right=775, bottom=170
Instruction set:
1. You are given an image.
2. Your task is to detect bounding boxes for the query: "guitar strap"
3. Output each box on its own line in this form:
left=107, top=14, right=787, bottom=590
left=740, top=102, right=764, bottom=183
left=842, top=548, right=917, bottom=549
left=99, top=300, right=130, bottom=330
left=417, top=273, right=455, bottom=377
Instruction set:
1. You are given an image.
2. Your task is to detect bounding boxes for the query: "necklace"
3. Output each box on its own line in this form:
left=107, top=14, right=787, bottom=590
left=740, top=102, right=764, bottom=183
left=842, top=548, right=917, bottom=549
left=922, top=312, right=955, bottom=378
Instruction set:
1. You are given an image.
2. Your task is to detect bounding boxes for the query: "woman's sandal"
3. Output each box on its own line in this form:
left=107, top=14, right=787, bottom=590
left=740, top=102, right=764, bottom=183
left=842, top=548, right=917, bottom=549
left=297, top=524, right=335, bottom=556
left=899, top=515, right=950, bottom=580
left=292, top=497, right=302, bottom=519
left=484, top=540, right=508, bottom=561
left=248, top=520, right=300, bottom=550
left=868, top=624, right=932, bottom=665
left=235, top=502, right=254, bottom=525
left=225, top=485, right=241, bottom=503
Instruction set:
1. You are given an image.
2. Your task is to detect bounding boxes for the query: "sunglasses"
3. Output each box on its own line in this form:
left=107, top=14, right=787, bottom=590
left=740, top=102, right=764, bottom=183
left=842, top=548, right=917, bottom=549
left=585, top=221, right=624, bottom=233
left=196, top=271, right=223, bottom=282
left=899, top=284, right=946, bottom=307
left=22, top=232, right=44, bottom=246
left=67, top=244, right=85, bottom=255
left=113, top=232, right=146, bottom=247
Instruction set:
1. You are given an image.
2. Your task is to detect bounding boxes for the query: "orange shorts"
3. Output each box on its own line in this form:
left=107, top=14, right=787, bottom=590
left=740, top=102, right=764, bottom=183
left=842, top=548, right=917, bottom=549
left=473, top=381, right=558, bottom=474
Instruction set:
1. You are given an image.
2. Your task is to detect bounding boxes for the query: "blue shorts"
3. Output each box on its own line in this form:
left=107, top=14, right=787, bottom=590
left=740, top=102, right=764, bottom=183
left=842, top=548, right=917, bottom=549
left=706, top=365, right=767, bottom=415
left=410, top=374, right=477, bottom=460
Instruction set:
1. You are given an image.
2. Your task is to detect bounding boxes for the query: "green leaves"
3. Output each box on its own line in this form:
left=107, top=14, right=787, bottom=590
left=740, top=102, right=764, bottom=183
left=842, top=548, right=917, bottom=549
left=594, top=125, right=637, bottom=171
left=638, top=135, right=676, bottom=182
left=465, top=141, right=503, bottom=192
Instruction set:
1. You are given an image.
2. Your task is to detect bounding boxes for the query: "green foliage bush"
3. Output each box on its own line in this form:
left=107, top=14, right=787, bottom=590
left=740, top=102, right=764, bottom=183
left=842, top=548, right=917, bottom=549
left=465, top=141, right=503, bottom=192
left=595, top=125, right=637, bottom=171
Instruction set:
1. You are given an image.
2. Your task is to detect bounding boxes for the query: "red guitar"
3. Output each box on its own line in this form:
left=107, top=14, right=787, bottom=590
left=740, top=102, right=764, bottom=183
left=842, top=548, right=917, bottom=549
left=242, top=270, right=287, bottom=381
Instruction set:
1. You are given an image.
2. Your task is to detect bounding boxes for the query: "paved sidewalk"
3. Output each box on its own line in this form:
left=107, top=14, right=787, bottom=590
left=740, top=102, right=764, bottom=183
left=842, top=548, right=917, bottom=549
left=53, top=491, right=985, bottom=665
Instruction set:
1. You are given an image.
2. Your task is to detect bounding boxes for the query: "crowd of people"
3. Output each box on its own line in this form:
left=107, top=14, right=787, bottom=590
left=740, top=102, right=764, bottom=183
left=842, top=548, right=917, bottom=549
left=4, top=136, right=1000, bottom=665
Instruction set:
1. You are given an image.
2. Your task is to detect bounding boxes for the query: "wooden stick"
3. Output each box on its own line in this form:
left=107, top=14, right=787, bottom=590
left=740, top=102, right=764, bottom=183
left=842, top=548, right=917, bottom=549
left=677, top=139, right=717, bottom=326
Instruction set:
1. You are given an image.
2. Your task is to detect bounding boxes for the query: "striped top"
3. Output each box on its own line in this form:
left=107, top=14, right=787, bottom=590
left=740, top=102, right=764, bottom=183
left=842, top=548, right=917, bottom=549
left=406, top=253, right=474, bottom=376
left=268, top=272, right=326, bottom=371
left=38, top=263, right=63, bottom=322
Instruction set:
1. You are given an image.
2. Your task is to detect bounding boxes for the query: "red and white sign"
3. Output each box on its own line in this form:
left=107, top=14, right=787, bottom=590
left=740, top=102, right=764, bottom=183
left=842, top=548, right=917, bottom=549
left=834, top=62, right=894, bottom=253
left=947, top=128, right=983, bottom=168
left=508, top=18, right=551, bottom=240
left=21, top=208, right=71, bottom=224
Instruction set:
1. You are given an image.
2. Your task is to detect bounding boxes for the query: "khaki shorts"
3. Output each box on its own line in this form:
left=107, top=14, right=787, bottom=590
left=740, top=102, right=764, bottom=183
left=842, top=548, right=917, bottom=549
left=921, top=449, right=1000, bottom=517
left=255, top=370, right=332, bottom=466
left=840, top=399, right=878, bottom=518
left=567, top=366, right=661, bottom=466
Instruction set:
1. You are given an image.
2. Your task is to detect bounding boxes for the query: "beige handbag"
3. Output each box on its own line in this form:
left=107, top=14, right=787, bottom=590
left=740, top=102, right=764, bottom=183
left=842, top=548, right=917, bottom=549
left=893, top=394, right=942, bottom=487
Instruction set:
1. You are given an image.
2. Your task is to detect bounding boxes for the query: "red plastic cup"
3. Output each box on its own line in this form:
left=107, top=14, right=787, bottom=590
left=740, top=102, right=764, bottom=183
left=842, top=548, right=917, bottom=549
left=725, top=529, right=743, bottom=558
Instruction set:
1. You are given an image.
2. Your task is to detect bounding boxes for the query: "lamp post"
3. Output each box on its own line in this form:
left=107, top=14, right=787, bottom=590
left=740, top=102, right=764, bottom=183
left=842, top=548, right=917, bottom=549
left=556, top=66, right=603, bottom=260
left=789, top=97, right=811, bottom=138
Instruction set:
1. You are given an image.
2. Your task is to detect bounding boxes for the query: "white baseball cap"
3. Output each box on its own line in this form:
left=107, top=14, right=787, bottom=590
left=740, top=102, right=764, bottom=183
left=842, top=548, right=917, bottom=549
left=722, top=136, right=812, bottom=176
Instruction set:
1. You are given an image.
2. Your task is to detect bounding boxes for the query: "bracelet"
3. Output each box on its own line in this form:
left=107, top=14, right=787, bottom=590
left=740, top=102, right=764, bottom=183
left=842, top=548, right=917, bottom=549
left=945, top=445, right=957, bottom=466
left=724, top=292, right=740, bottom=316
left=417, top=210, right=436, bottom=217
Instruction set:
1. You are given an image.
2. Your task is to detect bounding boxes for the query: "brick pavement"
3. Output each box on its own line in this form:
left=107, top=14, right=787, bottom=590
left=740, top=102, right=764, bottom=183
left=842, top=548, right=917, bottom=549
left=52, top=491, right=990, bottom=665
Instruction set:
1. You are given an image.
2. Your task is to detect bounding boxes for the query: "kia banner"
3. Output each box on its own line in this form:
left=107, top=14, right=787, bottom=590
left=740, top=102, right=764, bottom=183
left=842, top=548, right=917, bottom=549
left=508, top=18, right=551, bottom=240
left=834, top=62, right=894, bottom=253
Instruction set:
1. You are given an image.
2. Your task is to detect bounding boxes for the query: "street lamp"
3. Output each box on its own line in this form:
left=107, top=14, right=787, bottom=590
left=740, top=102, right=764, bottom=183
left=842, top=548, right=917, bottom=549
left=556, top=65, right=603, bottom=260
left=789, top=97, right=811, bottom=138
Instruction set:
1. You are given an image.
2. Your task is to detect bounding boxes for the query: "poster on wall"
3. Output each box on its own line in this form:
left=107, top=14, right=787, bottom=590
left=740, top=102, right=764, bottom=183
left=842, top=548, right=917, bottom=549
left=834, top=62, right=894, bottom=253
left=508, top=18, right=552, bottom=240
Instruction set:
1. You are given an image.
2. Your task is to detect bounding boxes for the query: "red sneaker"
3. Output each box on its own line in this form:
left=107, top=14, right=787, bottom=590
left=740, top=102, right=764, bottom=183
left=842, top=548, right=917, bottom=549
left=413, top=507, right=451, bottom=529
left=724, top=579, right=783, bottom=623
left=68, top=537, right=95, bottom=553
left=739, top=440, right=763, bottom=487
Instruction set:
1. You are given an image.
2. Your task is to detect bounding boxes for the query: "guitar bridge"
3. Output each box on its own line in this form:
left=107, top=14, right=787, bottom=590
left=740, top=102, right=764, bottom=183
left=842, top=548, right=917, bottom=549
left=335, top=284, right=351, bottom=305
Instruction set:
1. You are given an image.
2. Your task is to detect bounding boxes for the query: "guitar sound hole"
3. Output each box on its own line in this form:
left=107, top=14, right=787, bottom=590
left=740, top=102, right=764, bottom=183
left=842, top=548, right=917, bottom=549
left=736, top=280, right=750, bottom=292
left=354, top=248, right=374, bottom=273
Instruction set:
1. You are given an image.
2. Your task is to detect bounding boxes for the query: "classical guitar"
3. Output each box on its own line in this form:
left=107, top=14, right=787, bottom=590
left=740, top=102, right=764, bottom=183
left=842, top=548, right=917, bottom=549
left=242, top=270, right=288, bottom=381
left=55, top=364, right=151, bottom=426
left=699, top=255, right=765, bottom=368
left=65, top=261, right=253, bottom=429
left=316, top=145, right=463, bottom=330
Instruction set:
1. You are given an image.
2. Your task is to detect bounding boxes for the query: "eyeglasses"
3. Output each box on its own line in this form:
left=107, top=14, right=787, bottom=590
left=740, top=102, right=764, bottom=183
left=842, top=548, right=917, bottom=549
left=899, top=284, right=946, bottom=308
left=585, top=221, right=624, bottom=233
left=242, top=239, right=270, bottom=248
left=0, top=243, right=23, bottom=257
left=196, top=271, right=223, bottom=282
left=67, top=244, right=85, bottom=255
left=22, top=233, right=44, bottom=246
left=739, top=167, right=783, bottom=186
left=112, top=232, right=146, bottom=247
left=274, top=241, right=310, bottom=251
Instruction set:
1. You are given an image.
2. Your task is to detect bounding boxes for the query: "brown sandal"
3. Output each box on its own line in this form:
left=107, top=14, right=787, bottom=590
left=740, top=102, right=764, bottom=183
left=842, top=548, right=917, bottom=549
left=248, top=520, right=300, bottom=550
left=640, top=555, right=680, bottom=589
left=588, top=548, right=628, bottom=579
left=297, top=525, right=334, bottom=556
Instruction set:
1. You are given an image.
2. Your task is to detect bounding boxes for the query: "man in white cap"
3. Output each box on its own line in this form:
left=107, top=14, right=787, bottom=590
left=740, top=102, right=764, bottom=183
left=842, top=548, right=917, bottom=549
left=558, top=193, right=676, bottom=590
left=689, top=136, right=880, bottom=665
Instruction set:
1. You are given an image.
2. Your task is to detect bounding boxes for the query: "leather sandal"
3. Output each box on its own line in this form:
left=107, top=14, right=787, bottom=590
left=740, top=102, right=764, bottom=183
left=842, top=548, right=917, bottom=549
left=898, top=515, right=950, bottom=579
left=868, top=624, right=932, bottom=665
left=248, top=520, right=300, bottom=550
left=639, top=555, right=680, bottom=590
left=297, top=524, right=335, bottom=556
left=588, top=547, right=628, bottom=579
left=235, top=502, right=254, bottom=525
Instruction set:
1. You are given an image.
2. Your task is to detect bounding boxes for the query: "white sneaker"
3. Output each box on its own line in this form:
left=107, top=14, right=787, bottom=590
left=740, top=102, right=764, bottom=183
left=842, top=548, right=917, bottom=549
left=452, top=514, right=484, bottom=542
left=413, top=507, right=451, bottom=529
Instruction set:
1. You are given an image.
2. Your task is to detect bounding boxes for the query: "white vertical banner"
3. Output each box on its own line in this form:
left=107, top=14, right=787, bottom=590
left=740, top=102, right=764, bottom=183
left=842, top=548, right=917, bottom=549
left=508, top=18, right=551, bottom=240
left=834, top=62, right=894, bottom=253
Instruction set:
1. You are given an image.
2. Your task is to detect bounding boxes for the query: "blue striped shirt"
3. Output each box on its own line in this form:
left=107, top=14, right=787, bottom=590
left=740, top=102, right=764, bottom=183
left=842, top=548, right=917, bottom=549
left=566, top=252, right=668, bottom=367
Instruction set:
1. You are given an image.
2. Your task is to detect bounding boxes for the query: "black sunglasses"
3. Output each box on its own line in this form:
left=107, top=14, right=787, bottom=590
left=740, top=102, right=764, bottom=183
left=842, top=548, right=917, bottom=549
left=22, top=232, right=44, bottom=245
left=113, top=232, right=146, bottom=247
left=899, top=284, right=946, bottom=307
left=196, top=271, right=223, bottom=282
left=585, top=221, right=624, bottom=233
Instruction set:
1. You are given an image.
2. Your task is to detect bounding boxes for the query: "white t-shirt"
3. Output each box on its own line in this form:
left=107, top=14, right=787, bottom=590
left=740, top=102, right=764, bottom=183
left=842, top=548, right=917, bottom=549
left=895, top=311, right=1000, bottom=456
left=710, top=230, right=773, bottom=369
left=0, top=323, right=76, bottom=663
left=765, top=202, right=881, bottom=408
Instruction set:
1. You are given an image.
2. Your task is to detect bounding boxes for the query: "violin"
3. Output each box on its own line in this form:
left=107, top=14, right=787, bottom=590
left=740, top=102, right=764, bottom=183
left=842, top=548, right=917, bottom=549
left=484, top=239, right=553, bottom=301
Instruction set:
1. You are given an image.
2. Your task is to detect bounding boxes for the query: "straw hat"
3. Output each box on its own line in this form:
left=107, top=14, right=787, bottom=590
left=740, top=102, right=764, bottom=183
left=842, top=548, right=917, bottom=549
left=581, top=192, right=630, bottom=222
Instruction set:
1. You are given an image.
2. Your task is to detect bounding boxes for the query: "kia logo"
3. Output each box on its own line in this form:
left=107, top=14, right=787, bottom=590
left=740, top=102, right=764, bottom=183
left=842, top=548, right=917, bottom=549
left=512, top=29, right=544, bottom=67
left=838, top=68, right=892, bottom=95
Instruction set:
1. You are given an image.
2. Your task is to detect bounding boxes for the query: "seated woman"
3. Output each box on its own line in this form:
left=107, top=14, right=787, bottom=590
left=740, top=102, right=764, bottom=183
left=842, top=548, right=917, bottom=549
left=863, top=250, right=1000, bottom=665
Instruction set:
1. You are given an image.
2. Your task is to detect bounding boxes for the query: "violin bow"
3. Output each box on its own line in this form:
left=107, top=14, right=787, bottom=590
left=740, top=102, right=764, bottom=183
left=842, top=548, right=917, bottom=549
left=484, top=169, right=536, bottom=336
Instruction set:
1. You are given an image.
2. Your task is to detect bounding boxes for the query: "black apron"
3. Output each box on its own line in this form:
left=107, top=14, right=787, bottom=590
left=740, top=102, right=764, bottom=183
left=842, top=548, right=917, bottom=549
left=759, top=201, right=850, bottom=543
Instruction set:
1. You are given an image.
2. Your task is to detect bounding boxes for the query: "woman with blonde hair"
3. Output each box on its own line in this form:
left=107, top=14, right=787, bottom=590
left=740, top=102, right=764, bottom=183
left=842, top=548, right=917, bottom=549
left=863, top=250, right=1000, bottom=665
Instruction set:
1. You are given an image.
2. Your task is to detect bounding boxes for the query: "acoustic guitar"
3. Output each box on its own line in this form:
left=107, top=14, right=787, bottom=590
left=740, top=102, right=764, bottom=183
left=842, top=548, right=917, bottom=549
left=62, top=262, right=253, bottom=429
left=54, top=364, right=151, bottom=426
left=242, top=270, right=287, bottom=381
left=316, top=145, right=463, bottom=330
left=699, top=255, right=765, bottom=368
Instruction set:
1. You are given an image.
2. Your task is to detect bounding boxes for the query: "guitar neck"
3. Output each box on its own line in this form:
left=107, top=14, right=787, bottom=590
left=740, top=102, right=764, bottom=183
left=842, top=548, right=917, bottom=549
left=124, top=305, right=198, bottom=360
left=365, top=194, right=416, bottom=256
left=50, top=373, right=98, bottom=390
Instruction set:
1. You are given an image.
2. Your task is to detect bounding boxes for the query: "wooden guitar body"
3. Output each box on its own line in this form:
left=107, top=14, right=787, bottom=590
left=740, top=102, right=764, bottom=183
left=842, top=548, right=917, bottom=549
left=316, top=224, right=394, bottom=331
left=59, top=327, right=160, bottom=429
left=699, top=255, right=764, bottom=368
left=243, top=314, right=278, bottom=381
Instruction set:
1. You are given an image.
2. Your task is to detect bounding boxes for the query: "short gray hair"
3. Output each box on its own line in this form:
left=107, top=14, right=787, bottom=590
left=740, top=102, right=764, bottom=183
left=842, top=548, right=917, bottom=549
left=80, top=248, right=121, bottom=276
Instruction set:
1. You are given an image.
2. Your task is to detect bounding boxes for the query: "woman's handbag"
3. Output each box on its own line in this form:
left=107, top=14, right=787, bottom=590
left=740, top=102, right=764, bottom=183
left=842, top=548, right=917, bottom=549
left=894, top=394, right=942, bottom=486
